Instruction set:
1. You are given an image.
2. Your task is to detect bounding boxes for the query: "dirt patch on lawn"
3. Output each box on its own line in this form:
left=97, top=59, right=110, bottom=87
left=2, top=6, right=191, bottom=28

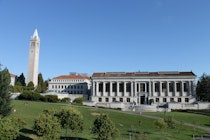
left=91, top=112, right=100, bottom=116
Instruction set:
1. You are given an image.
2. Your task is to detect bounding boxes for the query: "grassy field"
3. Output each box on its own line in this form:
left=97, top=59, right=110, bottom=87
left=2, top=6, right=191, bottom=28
left=11, top=100, right=208, bottom=140
left=143, top=111, right=210, bottom=128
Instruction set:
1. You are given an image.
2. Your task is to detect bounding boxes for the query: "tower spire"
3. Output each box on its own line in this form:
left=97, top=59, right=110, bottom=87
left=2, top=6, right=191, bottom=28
left=32, top=29, right=39, bottom=39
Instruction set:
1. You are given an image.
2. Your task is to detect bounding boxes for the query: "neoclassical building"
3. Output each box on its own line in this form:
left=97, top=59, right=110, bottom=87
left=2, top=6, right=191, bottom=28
left=48, top=73, right=91, bottom=96
left=91, top=71, right=196, bottom=105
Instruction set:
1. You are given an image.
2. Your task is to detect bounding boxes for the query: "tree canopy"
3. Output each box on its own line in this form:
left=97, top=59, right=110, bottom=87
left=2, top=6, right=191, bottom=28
left=91, top=114, right=119, bottom=140
left=36, top=73, right=47, bottom=93
left=16, top=73, right=26, bottom=86
left=33, top=112, right=61, bottom=140
left=55, top=107, right=83, bottom=136
left=196, top=74, right=210, bottom=101
left=0, top=68, right=12, bottom=117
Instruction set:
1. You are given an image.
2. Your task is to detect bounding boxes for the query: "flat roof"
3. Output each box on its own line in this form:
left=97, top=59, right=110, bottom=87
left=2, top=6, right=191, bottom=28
left=92, top=71, right=196, bottom=77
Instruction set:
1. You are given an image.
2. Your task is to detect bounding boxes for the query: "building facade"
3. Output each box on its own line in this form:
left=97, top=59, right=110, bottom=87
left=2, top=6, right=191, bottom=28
left=10, top=74, right=17, bottom=86
left=91, top=71, right=196, bottom=105
left=48, top=73, right=91, bottom=97
left=27, top=29, right=40, bottom=87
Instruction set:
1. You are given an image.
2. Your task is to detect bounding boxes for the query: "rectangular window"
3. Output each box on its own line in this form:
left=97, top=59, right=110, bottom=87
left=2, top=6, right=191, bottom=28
left=178, top=98, right=181, bottom=102
left=112, top=83, right=117, bottom=92
left=155, top=98, right=159, bottom=102
left=146, top=83, right=149, bottom=92
left=169, top=82, right=173, bottom=92
left=170, top=98, right=174, bottom=102
left=137, top=84, right=139, bottom=92
left=163, top=98, right=167, bottom=102
left=176, top=82, right=181, bottom=92
left=112, top=98, right=116, bottom=102
left=185, top=98, right=189, bottom=102
left=98, top=98, right=102, bottom=102
left=105, top=98, right=109, bottom=102
left=106, top=83, right=110, bottom=92
left=184, top=82, right=188, bottom=92
left=126, top=83, right=131, bottom=92
left=120, top=98, right=123, bottom=102
left=127, top=98, right=131, bottom=103
left=127, top=98, right=130, bottom=102
left=99, top=83, right=103, bottom=92
left=155, top=83, right=160, bottom=92
left=119, top=83, right=124, bottom=92
left=162, top=82, right=167, bottom=92
left=140, top=83, right=145, bottom=92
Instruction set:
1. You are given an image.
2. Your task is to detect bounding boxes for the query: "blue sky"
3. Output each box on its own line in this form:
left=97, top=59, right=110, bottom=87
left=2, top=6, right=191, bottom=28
left=0, top=0, right=210, bottom=80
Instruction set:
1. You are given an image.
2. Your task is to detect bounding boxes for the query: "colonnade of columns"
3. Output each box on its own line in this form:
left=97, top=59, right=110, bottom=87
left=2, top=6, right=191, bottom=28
left=92, top=80, right=195, bottom=103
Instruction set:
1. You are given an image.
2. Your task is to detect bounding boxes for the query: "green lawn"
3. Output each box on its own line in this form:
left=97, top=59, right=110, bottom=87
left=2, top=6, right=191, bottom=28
left=143, top=111, right=210, bottom=127
left=11, top=100, right=208, bottom=140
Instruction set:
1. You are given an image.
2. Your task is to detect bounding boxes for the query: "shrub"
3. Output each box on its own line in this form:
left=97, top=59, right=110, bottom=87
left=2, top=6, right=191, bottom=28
left=33, top=112, right=61, bottom=140
left=0, top=117, right=26, bottom=139
left=44, top=95, right=59, bottom=103
left=61, top=97, right=71, bottom=103
left=164, top=116, right=176, bottom=129
left=155, top=119, right=167, bottom=130
left=18, top=91, right=42, bottom=101
left=91, top=114, right=119, bottom=140
left=73, top=97, right=84, bottom=104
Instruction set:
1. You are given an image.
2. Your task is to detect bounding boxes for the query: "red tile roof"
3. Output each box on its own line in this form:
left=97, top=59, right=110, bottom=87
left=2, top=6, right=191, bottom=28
left=53, top=75, right=90, bottom=80
left=92, top=71, right=196, bottom=77
left=10, top=74, right=16, bottom=77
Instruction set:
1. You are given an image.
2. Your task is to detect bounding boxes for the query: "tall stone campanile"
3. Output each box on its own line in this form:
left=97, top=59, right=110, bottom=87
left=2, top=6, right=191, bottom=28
left=27, top=29, right=40, bottom=87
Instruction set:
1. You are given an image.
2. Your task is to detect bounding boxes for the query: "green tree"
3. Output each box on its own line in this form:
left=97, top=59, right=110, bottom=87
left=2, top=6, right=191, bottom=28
left=73, top=97, right=85, bottom=105
left=27, top=81, right=34, bottom=91
left=155, top=119, right=167, bottom=130
left=0, top=117, right=24, bottom=139
left=33, top=112, right=61, bottom=140
left=91, top=114, right=119, bottom=140
left=16, top=73, right=26, bottom=86
left=55, top=107, right=83, bottom=136
left=13, top=81, right=23, bottom=93
left=0, top=68, right=12, bottom=117
left=36, top=73, right=47, bottom=93
left=196, top=73, right=210, bottom=101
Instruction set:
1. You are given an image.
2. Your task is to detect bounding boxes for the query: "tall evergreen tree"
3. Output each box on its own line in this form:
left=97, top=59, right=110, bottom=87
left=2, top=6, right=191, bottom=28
left=36, top=73, right=47, bottom=93
left=0, top=68, right=12, bottom=117
left=196, top=73, right=210, bottom=101
left=16, top=73, right=26, bottom=86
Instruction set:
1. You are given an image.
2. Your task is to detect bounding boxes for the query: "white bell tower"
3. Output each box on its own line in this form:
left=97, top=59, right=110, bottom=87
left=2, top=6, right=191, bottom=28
left=27, top=29, right=40, bottom=87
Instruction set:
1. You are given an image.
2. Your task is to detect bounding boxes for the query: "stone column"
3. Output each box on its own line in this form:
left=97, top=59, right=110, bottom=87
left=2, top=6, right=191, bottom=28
left=124, top=82, right=126, bottom=96
left=189, top=81, right=192, bottom=96
left=103, top=82, right=106, bottom=96
left=131, top=82, right=133, bottom=97
left=159, top=81, right=162, bottom=96
left=134, top=82, right=137, bottom=96
left=138, top=83, right=140, bottom=93
left=152, top=81, right=155, bottom=96
left=148, top=81, right=151, bottom=96
left=181, top=81, right=184, bottom=96
left=174, top=81, right=176, bottom=96
left=96, top=82, right=99, bottom=96
left=110, top=81, right=112, bottom=96
left=145, top=82, right=147, bottom=93
left=92, top=81, right=95, bottom=96
left=166, top=81, right=169, bottom=96
left=117, top=81, right=119, bottom=96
